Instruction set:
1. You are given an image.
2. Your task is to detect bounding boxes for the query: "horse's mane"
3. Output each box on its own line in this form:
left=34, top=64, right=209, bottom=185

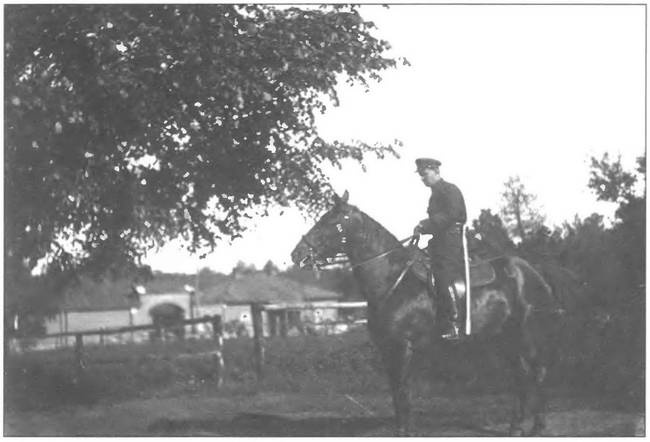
left=351, top=205, right=404, bottom=249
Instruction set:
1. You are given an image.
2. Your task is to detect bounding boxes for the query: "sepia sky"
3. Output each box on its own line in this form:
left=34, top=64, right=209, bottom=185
left=144, top=4, right=645, bottom=275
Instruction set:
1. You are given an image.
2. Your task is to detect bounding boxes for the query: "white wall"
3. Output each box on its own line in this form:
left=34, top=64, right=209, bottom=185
left=45, top=309, right=131, bottom=335
left=40, top=299, right=341, bottom=347
left=133, top=293, right=191, bottom=324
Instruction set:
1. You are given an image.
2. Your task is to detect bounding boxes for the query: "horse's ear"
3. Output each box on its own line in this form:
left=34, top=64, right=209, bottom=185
left=333, top=190, right=349, bottom=207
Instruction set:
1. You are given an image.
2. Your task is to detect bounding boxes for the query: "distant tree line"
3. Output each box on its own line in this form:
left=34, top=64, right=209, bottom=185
left=468, top=153, right=644, bottom=406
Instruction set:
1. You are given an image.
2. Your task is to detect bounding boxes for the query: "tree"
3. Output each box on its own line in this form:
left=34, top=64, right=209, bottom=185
left=588, top=153, right=640, bottom=206
left=5, top=5, right=405, bottom=306
left=263, top=260, right=279, bottom=275
left=500, top=176, right=545, bottom=242
left=469, top=209, right=516, bottom=258
left=585, top=154, right=645, bottom=404
left=588, top=153, right=645, bottom=291
left=232, top=261, right=256, bottom=276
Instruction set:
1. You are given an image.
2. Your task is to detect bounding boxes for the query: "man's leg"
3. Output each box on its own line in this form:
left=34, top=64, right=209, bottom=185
left=429, top=231, right=463, bottom=339
left=434, top=262, right=461, bottom=340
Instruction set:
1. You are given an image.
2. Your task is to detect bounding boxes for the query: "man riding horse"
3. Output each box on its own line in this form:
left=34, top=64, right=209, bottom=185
left=413, top=158, right=467, bottom=340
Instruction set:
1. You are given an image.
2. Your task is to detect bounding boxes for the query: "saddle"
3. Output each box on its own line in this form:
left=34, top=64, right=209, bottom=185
left=408, top=246, right=496, bottom=290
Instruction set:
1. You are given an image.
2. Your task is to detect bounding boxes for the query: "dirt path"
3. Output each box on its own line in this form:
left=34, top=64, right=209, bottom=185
left=5, top=391, right=644, bottom=436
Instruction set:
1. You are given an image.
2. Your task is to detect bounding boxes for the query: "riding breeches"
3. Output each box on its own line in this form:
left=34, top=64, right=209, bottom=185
left=428, top=227, right=463, bottom=318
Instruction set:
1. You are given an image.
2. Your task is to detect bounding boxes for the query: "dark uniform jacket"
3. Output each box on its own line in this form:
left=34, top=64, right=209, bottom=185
left=419, top=179, right=467, bottom=271
left=419, top=179, right=467, bottom=236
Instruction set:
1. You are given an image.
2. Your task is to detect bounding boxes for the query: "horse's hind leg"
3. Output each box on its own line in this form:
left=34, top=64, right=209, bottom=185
left=382, top=340, right=414, bottom=436
left=498, top=338, right=529, bottom=436
left=529, top=363, right=548, bottom=435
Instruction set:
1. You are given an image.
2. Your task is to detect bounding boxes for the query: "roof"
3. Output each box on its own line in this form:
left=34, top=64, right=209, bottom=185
left=59, top=270, right=341, bottom=311
left=60, top=272, right=207, bottom=311
left=145, top=271, right=229, bottom=295
left=62, top=275, right=136, bottom=311
left=198, top=272, right=342, bottom=305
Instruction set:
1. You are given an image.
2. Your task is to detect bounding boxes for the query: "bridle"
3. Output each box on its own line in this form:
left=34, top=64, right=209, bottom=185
left=299, top=212, right=417, bottom=270
left=298, top=214, right=350, bottom=269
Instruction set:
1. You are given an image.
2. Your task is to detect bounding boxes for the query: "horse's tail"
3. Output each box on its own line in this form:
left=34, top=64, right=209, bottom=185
left=502, top=256, right=562, bottom=312
left=531, top=262, right=583, bottom=311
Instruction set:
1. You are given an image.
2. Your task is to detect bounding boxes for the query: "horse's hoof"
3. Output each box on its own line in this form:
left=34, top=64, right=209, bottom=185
left=508, top=426, right=524, bottom=437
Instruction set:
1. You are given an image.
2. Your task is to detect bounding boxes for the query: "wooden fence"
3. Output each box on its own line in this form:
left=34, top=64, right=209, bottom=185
left=40, top=315, right=225, bottom=387
left=251, top=301, right=368, bottom=380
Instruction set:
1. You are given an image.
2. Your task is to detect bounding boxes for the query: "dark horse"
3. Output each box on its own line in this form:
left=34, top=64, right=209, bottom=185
left=291, top=192, right=563, bottom=436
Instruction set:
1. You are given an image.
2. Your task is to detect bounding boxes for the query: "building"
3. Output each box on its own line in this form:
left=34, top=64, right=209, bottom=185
left=198, top=269, right=343, bottom=337
left=41, top=268, right=344, bottom=346
left=43, top=272, right=212, bottom=346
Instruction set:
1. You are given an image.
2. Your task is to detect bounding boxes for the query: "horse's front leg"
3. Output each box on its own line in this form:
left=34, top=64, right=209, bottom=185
left=529, top=363, right=548, bottom=435
left=383, top=339, right=414, bottom=436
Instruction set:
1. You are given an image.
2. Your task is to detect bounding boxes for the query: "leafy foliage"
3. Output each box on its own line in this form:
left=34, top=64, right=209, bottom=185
left=5, top=5, right=404, bottom=315
left=477, top=154, right=644, bottom=405
left=469, top=209, right=516, bottom=258
left=589, top=154, right=645, bottom=288
left=589, top=153, right=639, bottom=204
left=499, top=176, right=545, bottom=242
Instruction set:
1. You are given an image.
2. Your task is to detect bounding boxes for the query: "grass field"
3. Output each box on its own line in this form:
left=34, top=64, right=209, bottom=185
left=4, top=327, right=644, bottom=436
left=5, top=330, right=385, bottom=411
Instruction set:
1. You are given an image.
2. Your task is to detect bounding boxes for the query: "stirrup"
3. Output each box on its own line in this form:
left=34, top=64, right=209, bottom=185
left=441, top=323, right=461, bottom=340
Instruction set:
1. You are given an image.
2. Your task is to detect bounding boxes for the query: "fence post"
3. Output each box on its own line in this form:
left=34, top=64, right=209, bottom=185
left=279, top=309, right=288, bottom=337
left=251, top=303, right=265, bottom=380
left=74, top=333, right=85, bottom=379
left=58, top=311, right=64, bottom=348
left=268, top=311, right=277, bottom=337
left=64, top=310, right=69, bottom=347
left=211, top=315, right=224, bottom=388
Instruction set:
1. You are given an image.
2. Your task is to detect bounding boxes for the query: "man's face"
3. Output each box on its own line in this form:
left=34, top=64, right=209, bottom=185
left=418, top=167, right=440, bottom=187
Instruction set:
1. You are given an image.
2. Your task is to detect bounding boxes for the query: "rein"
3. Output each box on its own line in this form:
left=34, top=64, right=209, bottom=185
left=299, top=215, right=421, bottom=301
left=312, top=235, right=418, bottom=270
left=350, top=235, right=417, bottom=269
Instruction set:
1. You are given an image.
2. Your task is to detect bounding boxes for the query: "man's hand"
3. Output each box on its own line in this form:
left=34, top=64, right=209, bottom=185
left=413, top=222, right=424, bottom=236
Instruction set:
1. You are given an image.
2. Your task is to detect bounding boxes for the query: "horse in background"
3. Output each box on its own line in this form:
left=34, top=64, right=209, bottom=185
left=291, top=192, right=564, bottom=436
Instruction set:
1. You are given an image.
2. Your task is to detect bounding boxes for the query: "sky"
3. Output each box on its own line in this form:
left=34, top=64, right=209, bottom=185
left=144, top=4, right=645, bottom=275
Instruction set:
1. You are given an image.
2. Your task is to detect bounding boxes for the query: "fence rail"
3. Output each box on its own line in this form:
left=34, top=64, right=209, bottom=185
left=14, top=301, right=368, bottom=387
left=263, top=301, right=368, bottom=311
left=30, top=315, right=225, bottom=387
left=44, top=315, right=220, bottom=339
left=251, top=301, right=368, bottom=380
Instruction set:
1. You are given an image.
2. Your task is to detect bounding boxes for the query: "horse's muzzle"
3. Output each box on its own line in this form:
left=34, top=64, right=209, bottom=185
left=297, top=255, right=313, bottom=268
left=291, top=240, right=314, bottom=268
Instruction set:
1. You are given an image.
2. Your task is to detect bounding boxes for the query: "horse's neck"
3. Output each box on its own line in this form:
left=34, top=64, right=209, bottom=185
left=345, top=213, right=408, bottom=297
left=345, top=213, right=402, bottom=263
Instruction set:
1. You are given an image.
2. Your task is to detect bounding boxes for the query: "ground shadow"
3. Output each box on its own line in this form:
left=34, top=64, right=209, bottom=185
left=148, top=413, right=392, bottom=436
left=147, top=411, right=508, bottom=436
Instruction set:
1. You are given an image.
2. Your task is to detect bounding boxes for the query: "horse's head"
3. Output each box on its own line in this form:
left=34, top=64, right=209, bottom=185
left=291, top=191, right=361, bottom=269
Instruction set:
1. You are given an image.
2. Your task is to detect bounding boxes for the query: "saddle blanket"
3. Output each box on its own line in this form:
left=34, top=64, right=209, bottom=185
left=408, top=247, right=496, bottom=288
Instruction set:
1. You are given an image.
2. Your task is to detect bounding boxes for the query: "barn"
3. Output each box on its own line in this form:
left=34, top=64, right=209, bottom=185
left=43, top=273, right=200, bottom=347
left=42, top=268, right=343, bottom=346
left=197, top=268, right=343, bottom=337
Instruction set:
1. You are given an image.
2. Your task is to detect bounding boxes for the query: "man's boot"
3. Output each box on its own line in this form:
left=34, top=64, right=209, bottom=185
left=441, top=285, right=461, bottom=340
